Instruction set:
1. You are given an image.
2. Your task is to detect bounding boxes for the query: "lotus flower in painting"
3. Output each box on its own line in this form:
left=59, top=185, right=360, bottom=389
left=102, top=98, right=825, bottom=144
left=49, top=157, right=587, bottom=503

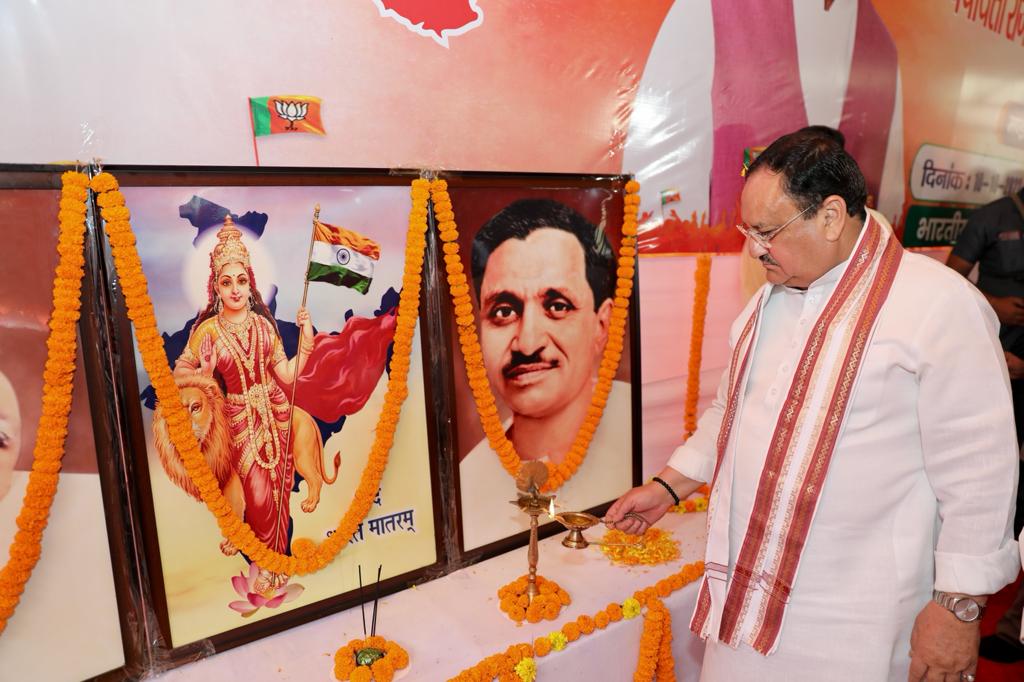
left=228, top=563, right=304, bottom=617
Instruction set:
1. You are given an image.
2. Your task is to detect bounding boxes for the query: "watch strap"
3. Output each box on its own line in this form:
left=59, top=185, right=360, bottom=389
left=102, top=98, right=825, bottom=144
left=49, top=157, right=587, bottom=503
left=932, top=590, right=986, bottom=621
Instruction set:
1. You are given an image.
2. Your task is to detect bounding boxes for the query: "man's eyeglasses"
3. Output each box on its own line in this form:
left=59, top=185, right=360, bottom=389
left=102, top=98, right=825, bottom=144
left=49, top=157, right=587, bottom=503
left=735, top=204, right=815, bottom=250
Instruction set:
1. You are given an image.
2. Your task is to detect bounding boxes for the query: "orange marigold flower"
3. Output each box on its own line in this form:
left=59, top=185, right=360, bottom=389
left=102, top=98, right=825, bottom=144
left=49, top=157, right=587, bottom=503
left=533, top=636, right=551, bottom=657
left=349, top=666, right=372, bottom=682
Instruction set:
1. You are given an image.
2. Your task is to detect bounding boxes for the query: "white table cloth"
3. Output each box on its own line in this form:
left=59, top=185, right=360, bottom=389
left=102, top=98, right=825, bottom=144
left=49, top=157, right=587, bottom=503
left=153, top=512, right=707, bottom=681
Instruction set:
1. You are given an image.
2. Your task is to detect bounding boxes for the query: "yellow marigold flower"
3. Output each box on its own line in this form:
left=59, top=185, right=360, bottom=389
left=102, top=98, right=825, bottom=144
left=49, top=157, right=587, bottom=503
left=623, top=598, right=642, bottom=619
left=548, top=631, right=568, bottom=651
left=514, top=657, right=537, bottom=682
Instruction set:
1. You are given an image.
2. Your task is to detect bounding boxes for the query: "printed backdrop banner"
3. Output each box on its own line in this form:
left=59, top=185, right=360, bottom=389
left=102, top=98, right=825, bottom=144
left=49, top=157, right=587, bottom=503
left=2, top=2, right=1023, bottom=252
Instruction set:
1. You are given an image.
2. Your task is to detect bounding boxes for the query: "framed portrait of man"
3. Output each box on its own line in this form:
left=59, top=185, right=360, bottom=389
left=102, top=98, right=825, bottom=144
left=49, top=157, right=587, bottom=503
left=0, top=167, right=127, bottom=679
left=104, top=168, right=444, bottom=652
left=441, top=175, right=642, bottom=556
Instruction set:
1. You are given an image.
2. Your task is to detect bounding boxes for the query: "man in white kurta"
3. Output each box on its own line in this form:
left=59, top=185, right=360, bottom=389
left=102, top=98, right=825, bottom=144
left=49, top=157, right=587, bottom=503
left=607, top=129, right=1020, bottom=681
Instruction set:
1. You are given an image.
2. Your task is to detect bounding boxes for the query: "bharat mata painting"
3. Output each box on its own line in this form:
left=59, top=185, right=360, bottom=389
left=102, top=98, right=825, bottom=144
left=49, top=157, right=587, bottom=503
left=123, top=184, right=436, bottom=646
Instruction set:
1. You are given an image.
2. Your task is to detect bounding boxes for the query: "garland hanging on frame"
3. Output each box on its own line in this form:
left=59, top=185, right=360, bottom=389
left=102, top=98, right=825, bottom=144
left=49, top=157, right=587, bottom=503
left=0, top=171, right=89, bottom=635
left=1, top=171, right=641, bottom=635
left=430, top=178, right=640, bottom=492
left=90, top=172, right=430, bottom=576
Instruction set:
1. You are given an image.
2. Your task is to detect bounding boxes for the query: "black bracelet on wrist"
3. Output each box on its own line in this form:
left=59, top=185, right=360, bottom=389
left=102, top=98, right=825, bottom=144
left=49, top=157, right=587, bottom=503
left=651, top=476, right=681, bottom=506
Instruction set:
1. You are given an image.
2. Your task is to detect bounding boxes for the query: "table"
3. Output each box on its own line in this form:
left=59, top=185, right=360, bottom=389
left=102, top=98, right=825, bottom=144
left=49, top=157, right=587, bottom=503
left=153, top=512, right=708, bottom=681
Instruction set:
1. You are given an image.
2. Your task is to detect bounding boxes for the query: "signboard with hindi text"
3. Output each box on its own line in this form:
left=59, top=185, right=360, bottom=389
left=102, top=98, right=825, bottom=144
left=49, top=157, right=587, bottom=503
left=910, top=144, right=1024, bottom=206
left=901, top=205, right=975, bottom=248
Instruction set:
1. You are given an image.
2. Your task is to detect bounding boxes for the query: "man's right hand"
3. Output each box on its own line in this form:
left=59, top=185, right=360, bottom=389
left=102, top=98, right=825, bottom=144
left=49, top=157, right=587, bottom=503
left=988, top=295, right=1024, bottom=325
left=603, top=482, right=676, bottom=535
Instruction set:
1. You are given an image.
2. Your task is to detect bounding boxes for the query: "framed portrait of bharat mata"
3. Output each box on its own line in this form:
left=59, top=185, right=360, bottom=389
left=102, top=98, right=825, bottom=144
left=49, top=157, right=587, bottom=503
left=440, top=174, right=642, bottom=557
left=0, top=166, right=127, bottom=679
left=104, top=168, right=443, bottom=652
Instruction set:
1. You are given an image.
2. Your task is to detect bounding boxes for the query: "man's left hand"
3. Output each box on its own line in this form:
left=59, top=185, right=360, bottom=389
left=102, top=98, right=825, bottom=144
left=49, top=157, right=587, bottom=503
left=908, top=601, right=979, bottom=681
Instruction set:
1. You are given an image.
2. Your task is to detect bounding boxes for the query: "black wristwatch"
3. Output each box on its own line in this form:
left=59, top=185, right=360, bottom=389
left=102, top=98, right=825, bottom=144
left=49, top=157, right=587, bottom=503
left=932, top=591, right=986, bottom=623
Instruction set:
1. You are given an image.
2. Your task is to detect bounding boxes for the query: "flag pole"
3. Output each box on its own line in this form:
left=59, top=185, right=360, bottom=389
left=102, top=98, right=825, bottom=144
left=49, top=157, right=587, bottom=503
left=284, top=204, right=319, bottom=468
left=248, top=99, right=262, bottom=167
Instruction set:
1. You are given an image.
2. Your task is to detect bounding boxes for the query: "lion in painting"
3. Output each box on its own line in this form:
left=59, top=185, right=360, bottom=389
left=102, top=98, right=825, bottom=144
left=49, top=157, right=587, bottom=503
left=152, top=374, right=340, bottom=555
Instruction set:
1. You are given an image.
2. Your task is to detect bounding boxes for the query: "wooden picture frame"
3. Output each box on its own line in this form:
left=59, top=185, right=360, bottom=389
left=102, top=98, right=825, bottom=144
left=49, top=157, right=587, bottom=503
left=96, top=167, right=446, bottom=658
left=0, top=165, right=132, bottom=680
left=435, top=172, right=643, bottom=562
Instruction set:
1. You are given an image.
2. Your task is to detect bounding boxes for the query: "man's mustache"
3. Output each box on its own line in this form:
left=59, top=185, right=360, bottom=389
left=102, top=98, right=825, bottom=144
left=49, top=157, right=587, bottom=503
left=502, top=350, right=559, bottom=379
left=760, top=253, right=779, bottom=267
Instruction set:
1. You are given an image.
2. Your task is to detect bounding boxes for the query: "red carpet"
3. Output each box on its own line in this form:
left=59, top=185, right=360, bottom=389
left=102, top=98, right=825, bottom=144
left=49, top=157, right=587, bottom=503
left=977, top=571, right=1024, bottom=682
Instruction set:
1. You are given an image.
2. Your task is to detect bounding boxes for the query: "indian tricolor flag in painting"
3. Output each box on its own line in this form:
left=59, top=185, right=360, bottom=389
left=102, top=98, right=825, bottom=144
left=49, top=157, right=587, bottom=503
left=249, top=95, right=325, bottom=136
left=307, top=221, right=381, bottom=294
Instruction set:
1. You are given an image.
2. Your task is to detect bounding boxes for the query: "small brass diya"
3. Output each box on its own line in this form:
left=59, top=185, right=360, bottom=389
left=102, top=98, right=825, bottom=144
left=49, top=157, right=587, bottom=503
left=554, top=511, right=645, bottom=550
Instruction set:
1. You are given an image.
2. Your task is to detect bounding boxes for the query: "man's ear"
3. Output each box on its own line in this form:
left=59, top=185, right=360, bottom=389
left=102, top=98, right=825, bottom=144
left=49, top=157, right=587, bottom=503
left=595, top=297, right=613, bottom=355
left=821, top=194, right=849, bottom=242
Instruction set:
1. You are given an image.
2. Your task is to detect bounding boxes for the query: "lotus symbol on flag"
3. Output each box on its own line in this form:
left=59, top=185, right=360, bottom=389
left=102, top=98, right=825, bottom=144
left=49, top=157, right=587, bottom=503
left=274, top=100, right=308, bottom=130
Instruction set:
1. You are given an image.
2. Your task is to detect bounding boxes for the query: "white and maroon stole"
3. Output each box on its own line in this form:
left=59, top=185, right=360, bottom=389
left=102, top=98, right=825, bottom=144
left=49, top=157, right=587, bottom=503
left=690, top=212, right=903, bottom=655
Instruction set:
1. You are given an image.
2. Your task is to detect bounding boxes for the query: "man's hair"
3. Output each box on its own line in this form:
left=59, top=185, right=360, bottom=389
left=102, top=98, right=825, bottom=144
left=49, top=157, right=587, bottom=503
left=797, top=125, right=846, bottom=148
left=748, top=128, right=867, bottom=220
left=471, top=198, right=614, bottom=310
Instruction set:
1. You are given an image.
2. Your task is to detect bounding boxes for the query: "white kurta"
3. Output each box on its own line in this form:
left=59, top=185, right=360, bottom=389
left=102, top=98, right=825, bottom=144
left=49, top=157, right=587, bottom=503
left=669, top=247, right=1021, bottom=681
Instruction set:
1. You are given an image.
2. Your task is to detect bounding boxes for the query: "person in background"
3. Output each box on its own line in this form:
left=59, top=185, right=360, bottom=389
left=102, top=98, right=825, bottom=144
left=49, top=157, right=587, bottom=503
left=946, top=185, right=1024, bottom=664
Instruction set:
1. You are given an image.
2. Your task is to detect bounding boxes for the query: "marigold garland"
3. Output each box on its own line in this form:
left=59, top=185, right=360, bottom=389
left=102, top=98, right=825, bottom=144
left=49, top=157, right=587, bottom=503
left=0, top=171, right=88, bottom=636
left=633, top=598, right=675, bottom=682
left=599, top=527, right=681, bottom=567
left=684, top=254, right=712, bottom=438
left=448, top=560, right=704, bottom=681
left=89, top=172, right=430, bottom=575
left=430, top=178, right=640, bottom=491
left=333, top=635, right=409, bottom=682
left=497, top=574, right=570, bottom=624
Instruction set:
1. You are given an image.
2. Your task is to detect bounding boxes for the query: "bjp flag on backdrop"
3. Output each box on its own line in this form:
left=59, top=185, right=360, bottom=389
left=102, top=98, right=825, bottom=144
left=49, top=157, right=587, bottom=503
left=249, top=95, right=325, bottom=136
left=306, top=220, right=381, bottom=294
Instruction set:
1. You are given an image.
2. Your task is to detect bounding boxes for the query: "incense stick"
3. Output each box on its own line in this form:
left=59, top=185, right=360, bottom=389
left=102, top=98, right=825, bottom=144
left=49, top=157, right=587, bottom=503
left=358, top=565, right=367, bottom=637
left=371, top=564, right=382, bottom=636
